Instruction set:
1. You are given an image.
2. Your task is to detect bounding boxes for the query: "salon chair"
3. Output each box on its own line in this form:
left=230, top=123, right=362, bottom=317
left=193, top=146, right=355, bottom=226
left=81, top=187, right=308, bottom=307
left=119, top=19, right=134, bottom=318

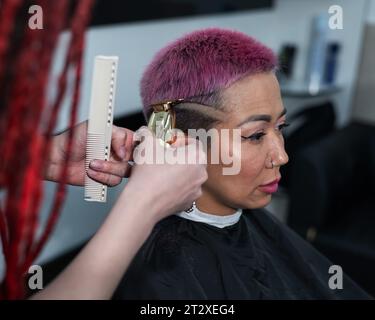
left=287, top=121, right=375, bottom=296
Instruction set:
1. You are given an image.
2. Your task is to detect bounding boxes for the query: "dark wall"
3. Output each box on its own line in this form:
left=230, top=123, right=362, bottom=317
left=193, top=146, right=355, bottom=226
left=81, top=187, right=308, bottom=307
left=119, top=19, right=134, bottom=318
left=90, top=0, right=273, bottom=26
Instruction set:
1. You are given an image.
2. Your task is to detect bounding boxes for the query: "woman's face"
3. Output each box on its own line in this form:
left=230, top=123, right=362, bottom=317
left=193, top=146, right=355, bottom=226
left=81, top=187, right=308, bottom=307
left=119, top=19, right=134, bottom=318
left=197, top=72, right=289, bottom=214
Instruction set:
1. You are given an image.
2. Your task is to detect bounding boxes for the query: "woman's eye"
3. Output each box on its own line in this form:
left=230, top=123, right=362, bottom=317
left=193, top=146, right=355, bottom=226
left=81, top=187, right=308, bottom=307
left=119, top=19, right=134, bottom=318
left=241, top=123, right=290, bottom=142
left=241, top=132, right=266, bottom=142
left=277, top=122, right=290, bottom=132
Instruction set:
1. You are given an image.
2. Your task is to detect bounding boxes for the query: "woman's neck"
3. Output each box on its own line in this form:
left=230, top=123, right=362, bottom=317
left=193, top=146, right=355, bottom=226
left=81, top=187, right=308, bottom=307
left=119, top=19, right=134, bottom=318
left=196, top=192, right=237, bottom=216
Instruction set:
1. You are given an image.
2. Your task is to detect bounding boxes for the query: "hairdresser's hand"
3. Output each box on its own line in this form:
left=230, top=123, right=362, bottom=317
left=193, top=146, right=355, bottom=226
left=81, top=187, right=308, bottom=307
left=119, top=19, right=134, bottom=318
left=122, top=127, right=208, bottom=224
left=45, top=121, right=134, bottom=186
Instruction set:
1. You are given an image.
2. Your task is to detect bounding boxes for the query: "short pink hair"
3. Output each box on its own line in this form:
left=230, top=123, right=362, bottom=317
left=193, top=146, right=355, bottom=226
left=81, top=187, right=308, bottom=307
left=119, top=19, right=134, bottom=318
left=141, top=27, right=277, bottom=115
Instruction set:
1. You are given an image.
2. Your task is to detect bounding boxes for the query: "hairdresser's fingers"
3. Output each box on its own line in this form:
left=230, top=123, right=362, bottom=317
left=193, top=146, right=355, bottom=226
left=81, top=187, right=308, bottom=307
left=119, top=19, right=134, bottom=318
left=111, top=126, right=134, bottom=160
left=169, top=130, right=187, bottom=148
left=132, top=126, right=156, bottom=161
left=86, top=168, right=122, bottom=187
left=89, top=159, right=132, bottom=178
left=134, top=126, right=153, bottom=143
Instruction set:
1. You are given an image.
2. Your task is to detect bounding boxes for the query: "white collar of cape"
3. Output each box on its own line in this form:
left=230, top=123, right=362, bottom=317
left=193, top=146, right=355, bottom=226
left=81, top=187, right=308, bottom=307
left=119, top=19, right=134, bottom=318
left=176, top=204, right=243, bottom=228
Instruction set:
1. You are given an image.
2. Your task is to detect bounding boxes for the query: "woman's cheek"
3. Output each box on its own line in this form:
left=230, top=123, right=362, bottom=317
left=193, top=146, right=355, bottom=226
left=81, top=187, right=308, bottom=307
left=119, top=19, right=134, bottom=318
left=240, top=148, right=265, bottom=185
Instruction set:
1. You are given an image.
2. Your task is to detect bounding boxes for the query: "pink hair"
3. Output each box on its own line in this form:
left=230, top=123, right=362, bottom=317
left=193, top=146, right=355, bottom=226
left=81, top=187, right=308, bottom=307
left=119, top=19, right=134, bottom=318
left=141, top=28, right=277, bottom=114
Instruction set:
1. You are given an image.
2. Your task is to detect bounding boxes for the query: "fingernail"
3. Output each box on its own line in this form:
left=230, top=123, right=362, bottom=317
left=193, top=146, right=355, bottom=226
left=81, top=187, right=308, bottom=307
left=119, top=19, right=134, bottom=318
left=119, top=147, right=126, bottom=160
left=90, top=160, right=102, bottom=169
left=87, top=168, right=96, bottom=176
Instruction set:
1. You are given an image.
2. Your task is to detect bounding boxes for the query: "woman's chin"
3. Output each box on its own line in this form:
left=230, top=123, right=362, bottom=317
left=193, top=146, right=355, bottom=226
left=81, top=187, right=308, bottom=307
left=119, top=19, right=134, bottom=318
left=240, top=193, right=272, bottom=210
left=262, top=195, right=273, bottom=206
left=258, top=192, right=274, bottom=207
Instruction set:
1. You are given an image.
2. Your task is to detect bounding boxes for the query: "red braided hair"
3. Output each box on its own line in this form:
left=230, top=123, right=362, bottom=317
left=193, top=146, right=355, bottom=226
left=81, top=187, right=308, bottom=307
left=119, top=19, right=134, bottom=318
left=0, top=0, right=94, bottom=299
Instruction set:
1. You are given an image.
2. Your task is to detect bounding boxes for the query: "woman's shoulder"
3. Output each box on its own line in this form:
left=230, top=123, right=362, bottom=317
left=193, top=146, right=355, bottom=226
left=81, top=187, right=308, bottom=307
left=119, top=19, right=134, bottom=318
left=243, top=207, right=327, bottom=259
left=242, top=208, right=336, bottom=278
left=113, top=215, right=208, bottom=299
left=241, top=207, right=300, bottom=248
left=134, top=215, right=203, bottom=267
left=243, top=208, right=372, bottom=299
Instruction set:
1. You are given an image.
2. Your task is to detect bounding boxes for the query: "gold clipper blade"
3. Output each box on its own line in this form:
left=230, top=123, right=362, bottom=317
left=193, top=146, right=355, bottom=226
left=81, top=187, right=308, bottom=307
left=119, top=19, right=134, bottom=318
left=147, top=100, right=182, bottom=146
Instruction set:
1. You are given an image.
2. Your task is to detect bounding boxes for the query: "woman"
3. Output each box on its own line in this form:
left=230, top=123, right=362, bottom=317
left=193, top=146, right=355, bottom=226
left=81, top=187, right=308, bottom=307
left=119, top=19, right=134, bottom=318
left=114, top=28, right=371, bottom=299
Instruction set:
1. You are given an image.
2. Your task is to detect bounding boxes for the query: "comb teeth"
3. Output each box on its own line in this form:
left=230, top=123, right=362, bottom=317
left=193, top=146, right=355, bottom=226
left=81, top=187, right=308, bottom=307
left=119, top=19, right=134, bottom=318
left=85, top=133, right=107, bottom=202
left=84, top=56, right=119, bottom=203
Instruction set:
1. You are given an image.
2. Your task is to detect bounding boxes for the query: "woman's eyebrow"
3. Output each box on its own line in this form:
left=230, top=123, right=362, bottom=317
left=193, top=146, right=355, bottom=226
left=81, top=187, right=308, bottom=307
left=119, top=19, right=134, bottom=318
left=236, top=107, right=287, bottom=127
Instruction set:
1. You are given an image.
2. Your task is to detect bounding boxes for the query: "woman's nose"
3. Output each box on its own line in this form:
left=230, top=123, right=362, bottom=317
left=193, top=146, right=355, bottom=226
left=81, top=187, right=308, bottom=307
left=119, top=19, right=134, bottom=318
left=268, top=135, right=289, bottom=167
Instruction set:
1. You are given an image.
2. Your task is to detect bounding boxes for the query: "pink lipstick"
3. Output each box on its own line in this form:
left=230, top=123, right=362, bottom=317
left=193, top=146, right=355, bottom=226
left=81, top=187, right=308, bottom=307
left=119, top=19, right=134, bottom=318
left=258, top=177, right=281, bottom=194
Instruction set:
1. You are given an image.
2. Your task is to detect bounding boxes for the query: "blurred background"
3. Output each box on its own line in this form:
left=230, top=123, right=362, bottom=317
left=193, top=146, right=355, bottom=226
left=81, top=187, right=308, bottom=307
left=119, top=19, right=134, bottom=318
left=1, top=0, right=374, bottom=296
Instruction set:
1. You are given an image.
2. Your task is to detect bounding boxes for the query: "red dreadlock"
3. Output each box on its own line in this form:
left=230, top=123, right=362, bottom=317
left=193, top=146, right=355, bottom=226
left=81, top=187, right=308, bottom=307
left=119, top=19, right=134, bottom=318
left=0, top=0, right=94, bottom=299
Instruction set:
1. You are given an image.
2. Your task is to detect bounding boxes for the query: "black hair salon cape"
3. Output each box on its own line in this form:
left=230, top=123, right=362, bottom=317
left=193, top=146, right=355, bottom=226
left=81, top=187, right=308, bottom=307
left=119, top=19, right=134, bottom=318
left=114, top=209, right=371, bottom=299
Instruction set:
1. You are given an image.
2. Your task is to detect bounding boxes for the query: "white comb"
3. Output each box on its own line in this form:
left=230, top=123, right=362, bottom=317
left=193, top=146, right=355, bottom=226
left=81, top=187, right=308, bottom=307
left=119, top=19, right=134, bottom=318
left=84, top=55, right=119, bottom=202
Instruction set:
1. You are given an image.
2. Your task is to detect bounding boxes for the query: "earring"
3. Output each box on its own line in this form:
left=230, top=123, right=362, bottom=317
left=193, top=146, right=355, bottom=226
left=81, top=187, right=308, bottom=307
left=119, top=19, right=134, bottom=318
left=185, top=201, right=196, bottom=213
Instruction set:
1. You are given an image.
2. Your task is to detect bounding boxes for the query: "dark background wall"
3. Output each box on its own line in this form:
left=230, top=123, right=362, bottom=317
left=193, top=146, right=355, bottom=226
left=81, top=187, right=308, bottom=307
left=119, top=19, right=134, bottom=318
left=90, top=0, right=273, bottom=26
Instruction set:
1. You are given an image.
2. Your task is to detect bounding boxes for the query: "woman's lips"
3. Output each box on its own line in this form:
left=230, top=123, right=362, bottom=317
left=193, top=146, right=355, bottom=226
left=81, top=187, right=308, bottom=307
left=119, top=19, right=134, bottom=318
left=258, top=178, right=281, bottom=194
